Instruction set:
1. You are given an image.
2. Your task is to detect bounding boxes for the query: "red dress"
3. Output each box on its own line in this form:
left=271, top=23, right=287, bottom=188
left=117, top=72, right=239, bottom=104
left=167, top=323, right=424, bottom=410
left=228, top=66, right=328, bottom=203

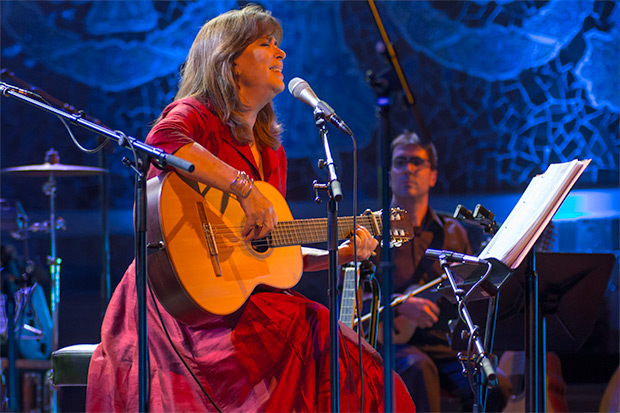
left=86, top=97, right=415, bottom=412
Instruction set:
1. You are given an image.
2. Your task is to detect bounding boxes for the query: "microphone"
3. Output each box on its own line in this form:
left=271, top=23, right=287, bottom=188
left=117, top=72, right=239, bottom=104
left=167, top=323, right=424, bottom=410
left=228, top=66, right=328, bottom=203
left=0, top=81, right=15, bottom=96
left=425, top=249, right=489, bottom=265
left=0, top=81, right=40, bottom=99
left=288, top=77, right=353, bottom=136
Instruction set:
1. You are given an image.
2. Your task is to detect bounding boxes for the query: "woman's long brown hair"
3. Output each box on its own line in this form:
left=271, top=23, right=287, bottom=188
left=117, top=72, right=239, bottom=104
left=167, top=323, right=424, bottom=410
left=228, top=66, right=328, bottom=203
left=174, top=4, right=283, bottom=150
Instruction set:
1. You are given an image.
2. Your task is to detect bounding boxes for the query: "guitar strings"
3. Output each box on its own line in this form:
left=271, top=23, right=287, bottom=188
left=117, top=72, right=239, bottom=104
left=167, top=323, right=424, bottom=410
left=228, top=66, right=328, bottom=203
left=195, top=216, right=377, bottom=237
left=192, top=216, right=378, bottom=251
left=201, top=216, right=376, bottom=233
left=169, top=215, right=382, bottom=255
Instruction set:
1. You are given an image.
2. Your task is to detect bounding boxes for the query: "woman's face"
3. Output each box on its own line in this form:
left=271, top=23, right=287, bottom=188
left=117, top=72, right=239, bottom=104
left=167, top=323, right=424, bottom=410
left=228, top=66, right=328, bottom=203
left=234, top=34, right=286, bottom=108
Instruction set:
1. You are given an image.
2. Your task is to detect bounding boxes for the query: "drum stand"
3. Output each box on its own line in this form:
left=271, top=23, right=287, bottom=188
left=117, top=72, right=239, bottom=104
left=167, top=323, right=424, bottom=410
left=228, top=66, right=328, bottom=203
left=40, top=152, right=67, bottom=413
left=0, top=188, right=58, bottom=412
left=41, top=176, right=59, bottom=413
left=1, top=84, right=193, bottom=411
left=39, top=177, right=61, bottom=359
left=42, top=174, right=61, bottom=353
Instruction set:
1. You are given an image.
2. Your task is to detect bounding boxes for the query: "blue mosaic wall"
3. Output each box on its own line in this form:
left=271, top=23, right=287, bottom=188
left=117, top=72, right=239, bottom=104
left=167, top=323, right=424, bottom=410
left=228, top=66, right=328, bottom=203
left=0, top=5, right=617, bottom=393
left=1, top=0, right=618, bottom=209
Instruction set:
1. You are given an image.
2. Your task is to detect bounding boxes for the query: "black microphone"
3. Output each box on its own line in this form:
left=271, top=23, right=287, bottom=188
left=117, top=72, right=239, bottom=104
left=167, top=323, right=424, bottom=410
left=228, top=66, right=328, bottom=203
left=288, top=77, right=353, bottom=136
left=425, top=249, right=489, bottom=265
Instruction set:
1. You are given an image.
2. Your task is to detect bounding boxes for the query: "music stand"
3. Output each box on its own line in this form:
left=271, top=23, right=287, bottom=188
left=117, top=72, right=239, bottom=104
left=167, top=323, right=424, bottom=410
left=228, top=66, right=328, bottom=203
left=448, top=252, right=616, bottom=353
left=439, top=258, right=513, bottom=304
left=439, top=252, right=615, bottom=412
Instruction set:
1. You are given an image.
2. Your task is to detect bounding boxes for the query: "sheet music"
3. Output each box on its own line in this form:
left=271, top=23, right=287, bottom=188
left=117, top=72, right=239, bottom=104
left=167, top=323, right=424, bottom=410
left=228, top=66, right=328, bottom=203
left=479, top=159, right=591, bottom=269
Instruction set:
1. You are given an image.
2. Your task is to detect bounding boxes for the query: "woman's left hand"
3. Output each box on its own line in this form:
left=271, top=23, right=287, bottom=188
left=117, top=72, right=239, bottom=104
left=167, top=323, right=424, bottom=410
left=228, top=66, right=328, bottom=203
left=337, top=226, right=379, bottom=265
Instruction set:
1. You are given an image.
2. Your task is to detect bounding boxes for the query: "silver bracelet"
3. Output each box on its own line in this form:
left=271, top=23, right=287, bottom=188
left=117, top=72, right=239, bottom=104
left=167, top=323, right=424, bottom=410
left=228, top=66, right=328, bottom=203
left=230, top=170, right=254, bottom=199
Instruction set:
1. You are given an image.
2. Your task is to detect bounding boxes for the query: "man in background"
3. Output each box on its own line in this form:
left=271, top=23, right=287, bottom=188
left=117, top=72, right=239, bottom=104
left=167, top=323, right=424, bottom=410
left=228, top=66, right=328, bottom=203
left=384, top=131, right=510, bottom=412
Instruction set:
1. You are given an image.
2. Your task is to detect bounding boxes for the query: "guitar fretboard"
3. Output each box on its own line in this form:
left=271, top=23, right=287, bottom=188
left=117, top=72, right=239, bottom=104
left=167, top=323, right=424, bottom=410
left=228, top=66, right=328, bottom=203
left=339, top=266, right=358, bottom=328
left=268, top=215, right=383, bottom=247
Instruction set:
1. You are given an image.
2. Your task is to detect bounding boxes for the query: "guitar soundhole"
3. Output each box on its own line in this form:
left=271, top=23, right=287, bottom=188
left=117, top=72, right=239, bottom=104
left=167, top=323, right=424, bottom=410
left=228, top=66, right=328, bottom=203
left=250, top=236, right=270, bottom=254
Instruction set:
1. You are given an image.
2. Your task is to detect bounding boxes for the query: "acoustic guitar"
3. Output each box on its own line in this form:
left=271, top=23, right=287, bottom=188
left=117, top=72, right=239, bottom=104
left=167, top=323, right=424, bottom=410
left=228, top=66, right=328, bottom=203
left=147, top=172, right=413, bottom=325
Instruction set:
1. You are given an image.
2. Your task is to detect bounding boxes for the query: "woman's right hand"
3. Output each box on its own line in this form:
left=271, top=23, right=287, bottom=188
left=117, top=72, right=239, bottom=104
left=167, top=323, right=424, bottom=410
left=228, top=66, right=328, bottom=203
left=171, top=144, right=278, bottom=241
left=238, top=186, right=277, bottom=241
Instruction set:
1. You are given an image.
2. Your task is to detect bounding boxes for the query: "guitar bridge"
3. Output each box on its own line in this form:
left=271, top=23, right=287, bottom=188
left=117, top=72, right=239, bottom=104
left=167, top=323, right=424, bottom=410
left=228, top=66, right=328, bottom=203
left=196, top=202, right=223, bottom=277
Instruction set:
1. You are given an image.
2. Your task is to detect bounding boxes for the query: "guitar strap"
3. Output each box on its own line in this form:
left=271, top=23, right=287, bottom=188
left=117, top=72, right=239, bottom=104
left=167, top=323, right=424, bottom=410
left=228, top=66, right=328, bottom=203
left=407, top=211, right=446, bottom=289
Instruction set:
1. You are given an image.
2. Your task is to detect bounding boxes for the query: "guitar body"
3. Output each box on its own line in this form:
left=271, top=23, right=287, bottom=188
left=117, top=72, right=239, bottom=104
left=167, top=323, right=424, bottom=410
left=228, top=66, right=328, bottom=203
left=377, top=314, right=416, bottom=345
left=147, top=172, right=302, bottom=324
left=376, top=280, right=445, bottom=346
left=499, top=350, right=565, bottom=412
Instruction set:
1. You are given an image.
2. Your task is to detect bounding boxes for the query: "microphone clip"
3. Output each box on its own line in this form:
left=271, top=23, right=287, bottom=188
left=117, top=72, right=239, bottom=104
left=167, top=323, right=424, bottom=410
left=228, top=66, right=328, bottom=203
left=313, top=106, right=328, bottom=127
left=453, top=204, right=499, bottom=235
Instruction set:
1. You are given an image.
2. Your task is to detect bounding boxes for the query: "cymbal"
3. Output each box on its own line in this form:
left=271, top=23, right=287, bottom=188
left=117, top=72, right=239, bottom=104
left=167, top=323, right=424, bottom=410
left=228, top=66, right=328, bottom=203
left=1, top=162, right=108, bottom=177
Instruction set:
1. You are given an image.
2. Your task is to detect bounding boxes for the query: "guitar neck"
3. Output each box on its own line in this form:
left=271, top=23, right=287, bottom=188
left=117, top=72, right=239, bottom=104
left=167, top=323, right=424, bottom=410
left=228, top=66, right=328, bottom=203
left=339, top=266, right=358, bottom=328
left=269, top=215, right=382, bottom=247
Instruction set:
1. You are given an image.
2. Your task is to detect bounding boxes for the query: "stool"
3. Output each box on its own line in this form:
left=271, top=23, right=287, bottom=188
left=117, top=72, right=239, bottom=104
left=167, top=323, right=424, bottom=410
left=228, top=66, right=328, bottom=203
left=51, top=344, right=99, bottom=386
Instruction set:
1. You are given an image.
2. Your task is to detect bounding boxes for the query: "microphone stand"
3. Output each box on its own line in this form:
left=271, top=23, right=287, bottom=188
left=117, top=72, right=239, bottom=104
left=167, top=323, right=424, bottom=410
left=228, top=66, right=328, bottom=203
left=365, top=1, right=436, bottom=408
left=524, top=248, right=545, bottom=412
left=312, top=108, right=342, bottom=412
left=363, top=46, right=395, bottom=409
left=1, top=70, right=113, bottom=321
left=1, top=273, right=19, bottom=412
left=439, top=256, right=497, bottom=413
left=0, top=83, right=194, bottom=412
left=366, top=0, right=433, bottom=144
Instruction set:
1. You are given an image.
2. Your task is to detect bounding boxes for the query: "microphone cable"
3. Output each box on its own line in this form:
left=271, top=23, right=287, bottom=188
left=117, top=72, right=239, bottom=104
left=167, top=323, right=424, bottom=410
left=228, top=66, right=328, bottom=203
left=1, top=82, right=111, bottom=155
left=349, top=133, right=367, bottom=412
left=351, top=134, right=366, bottom=412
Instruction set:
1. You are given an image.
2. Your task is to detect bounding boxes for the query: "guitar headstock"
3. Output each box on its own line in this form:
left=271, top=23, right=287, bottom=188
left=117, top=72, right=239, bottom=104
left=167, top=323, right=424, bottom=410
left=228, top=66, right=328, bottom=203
left=365, top=208, right=414, bottom=247
left=388, top=208, right=414, bottom=247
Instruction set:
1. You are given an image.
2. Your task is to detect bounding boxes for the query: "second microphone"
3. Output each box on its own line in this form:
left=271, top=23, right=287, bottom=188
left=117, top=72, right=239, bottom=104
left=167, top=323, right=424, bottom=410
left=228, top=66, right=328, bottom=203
left=288, top=77, right=354, bottom=137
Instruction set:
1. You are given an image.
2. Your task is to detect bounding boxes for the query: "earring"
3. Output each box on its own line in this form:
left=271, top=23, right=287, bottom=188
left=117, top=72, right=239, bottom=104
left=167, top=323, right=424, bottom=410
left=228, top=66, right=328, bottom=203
left=232, top=62, right=240, bottom=78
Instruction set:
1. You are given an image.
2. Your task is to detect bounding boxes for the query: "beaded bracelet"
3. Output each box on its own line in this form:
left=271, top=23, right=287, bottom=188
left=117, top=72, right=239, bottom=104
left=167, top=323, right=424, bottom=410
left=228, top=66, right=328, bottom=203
left=230, top=170, right=254, bottom=199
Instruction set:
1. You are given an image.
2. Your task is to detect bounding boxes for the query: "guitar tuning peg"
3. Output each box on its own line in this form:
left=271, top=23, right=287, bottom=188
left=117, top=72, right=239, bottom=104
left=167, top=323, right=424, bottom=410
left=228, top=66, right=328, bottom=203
left=454, top=204, right=474, bottom=220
